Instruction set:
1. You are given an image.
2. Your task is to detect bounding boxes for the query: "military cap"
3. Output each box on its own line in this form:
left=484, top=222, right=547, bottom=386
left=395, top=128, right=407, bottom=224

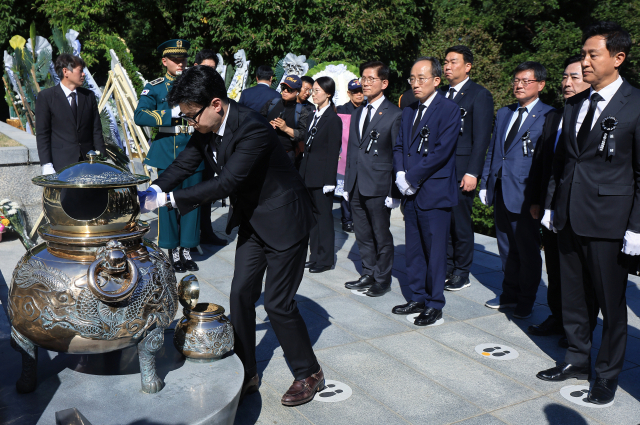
left=157, top=39, right=190, bottom=58
left=348, top=79, right=362, bottom=91
left=281, top=75, right=302, bottom=90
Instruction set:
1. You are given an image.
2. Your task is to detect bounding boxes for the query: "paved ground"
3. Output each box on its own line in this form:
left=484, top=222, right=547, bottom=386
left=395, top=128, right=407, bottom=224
left=1, top=200, right=639, bottom=424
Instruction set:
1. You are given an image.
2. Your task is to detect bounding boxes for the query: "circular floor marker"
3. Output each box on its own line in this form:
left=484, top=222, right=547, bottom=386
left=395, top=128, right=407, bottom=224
left=406, top=313, right=445, bottom=326
left=351, top=289, right=368, bottom=297
left=474, top=343, right=519, bottom=360
left=314, top=380, right=352, bottom=402
left=560, top=385, right=613, bottom=408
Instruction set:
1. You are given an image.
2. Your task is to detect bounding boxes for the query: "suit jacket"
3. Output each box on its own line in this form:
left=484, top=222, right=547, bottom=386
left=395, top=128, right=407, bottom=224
left=337, top=101, right=363, bottom=115
left=344, top=97, right=402, bottom=198
left=399, top=89, right=417, bottom=109
left=393, top=95, right=460, bottom=210
left=481, top=100, right=554, bottom=214
left=35, top=84, right=105, bottom=170
left=529, top=108, right=563, bottom=206
left=547, top=80, right=640, bottom=238
left=239, top=83, right=281, bottom=112
left=299, top=107, right=343, bottom=188
left=153, top=100, right=315, bottom=251
left=439, top=80, right=494, bottom=180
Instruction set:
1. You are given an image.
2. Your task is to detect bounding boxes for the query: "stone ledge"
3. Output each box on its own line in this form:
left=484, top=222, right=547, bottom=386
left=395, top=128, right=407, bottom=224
left=0, top=121, right=39, bottom=165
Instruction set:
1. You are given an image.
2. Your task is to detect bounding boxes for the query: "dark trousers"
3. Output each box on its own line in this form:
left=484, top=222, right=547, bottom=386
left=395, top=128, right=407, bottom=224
left=308, top=187, right=335, bottom=267
left=229, top=228, right=319, bottom=380
left=404, top=198, right=451, bottom=309
left=156, top=168, right=202, bottom=249
left=350, top=180, right=394, bottom=284
left=340, top=198, right=352, bottom=225
left=447, top=184, right=475, bottom=278
left=542, top=227, right=562, bottom=321
left=494, top=181, right=542, bottom=309
left=559, top=219, right=626, bottom=379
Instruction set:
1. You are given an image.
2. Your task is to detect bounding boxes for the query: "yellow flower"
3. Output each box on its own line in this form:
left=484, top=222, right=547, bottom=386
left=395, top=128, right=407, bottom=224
left=1, top=218, right=9, bottom=226
left=201, top=17, right=208, bottom=24
left=9, top=35, right=26, bottom=50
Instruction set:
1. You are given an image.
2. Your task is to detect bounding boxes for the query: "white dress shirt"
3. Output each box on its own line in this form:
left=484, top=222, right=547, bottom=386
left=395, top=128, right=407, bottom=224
left=504, top=98, right=540, bottom=141
left=359, top=95, right=385, bottom=135
left=308, top=103, right=330, bottom=131
left=413, top=91, right=438, bottom=124
left=575, top=75, right=623, bottom=135
left=446, top=77, right=469, bottom=100
left=59, top=83, right=77, bottom=106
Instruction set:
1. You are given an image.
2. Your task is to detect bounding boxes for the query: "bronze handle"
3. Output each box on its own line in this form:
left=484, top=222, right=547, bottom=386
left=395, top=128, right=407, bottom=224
left=87, top=251, right=139, bottom=303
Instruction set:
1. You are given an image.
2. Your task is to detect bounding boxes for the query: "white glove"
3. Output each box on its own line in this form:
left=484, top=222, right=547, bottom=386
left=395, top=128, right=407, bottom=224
left=622, top=230, right=640, bottom=256
left=395, top=171, right=417, bottom=196
left=138, top=185, right=167, bottom=213
left=343, top=191, right=349, bottom=202
left=385, top=197, right=400, bottom=209
left=171, top=105, right=181, bottom=118
left=479, top=189, right=488, bottom=206
left=323, top=185, right=335, bottom=194
left=42, top=163, right=56, bottom=175
left=541, top=209, right=557, bottom=233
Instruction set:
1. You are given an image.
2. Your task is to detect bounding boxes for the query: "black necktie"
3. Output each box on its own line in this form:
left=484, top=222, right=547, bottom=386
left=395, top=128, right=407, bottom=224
left=447, top=88, right=456, bottom=99
left=211, top=134, right=222, bottom=162
left=504, top=107, right=526, bottom=151
left=361, top=105, right=373, bottom=136
left=69, top=92, right=77, bottom=121
left=412, top=104, right=426, bottom=138
left=576, top=92, right=603, bottom=151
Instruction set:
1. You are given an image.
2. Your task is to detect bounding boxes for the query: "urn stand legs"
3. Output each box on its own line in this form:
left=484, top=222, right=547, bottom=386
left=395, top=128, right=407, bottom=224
left=10, top=327, right=38, bottom=393
left=138, top=327, right=165, bottom=393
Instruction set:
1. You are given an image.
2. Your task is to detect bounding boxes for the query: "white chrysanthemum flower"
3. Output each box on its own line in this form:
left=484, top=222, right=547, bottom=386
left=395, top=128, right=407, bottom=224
left=7, top=208, right=17, bottom=215
left=9, top=202, right=19, bottom=208
left=0, top=199, right=9, bottom=204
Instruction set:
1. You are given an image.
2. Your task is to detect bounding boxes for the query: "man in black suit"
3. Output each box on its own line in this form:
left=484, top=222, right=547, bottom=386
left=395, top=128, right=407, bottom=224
left=238, top=65, right=280, bottom=112
left=139, top=66, right=324, bottom=406
left=343, top=61, right=402, bottom=297
left=527, top=55, right=592, bottom=345
left=537, top=22, right=640, bottom=405
left=36, top=53, right=105, bottom=174
left=440, top=46, right=494, bottom=291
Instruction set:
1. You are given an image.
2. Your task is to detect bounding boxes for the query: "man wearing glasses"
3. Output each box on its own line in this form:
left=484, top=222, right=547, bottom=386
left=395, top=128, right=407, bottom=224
left=138, top=66, right=324, bottom=406
left=134, top=39, right=203, bottom=273
left=479, top=62, right=554, bottom=319
left=260, top=75, right=309, bottom=163
left=343, top=61, right=402, bottom=297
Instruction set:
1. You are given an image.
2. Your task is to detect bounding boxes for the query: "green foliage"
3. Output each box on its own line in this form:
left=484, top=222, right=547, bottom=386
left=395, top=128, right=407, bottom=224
left=471, top=192, right=495, bottom=237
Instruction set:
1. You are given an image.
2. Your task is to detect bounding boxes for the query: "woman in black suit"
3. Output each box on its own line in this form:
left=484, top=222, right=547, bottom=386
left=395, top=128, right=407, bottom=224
left=300, top=76, right=343, bottom=273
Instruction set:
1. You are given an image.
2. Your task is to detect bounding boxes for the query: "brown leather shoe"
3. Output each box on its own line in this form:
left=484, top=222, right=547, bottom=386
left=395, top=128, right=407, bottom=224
left=281, top=367, right=325, bottom=406
left=240, top=374, right=260, bottom=401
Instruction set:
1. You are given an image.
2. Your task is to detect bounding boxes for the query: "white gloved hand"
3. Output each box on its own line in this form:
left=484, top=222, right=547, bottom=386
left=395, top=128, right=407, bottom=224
left=395, top=171, right=410, bottom=195
left=479, top=189, right=488, bottom=206
left=343, top=191, right=349, bottom=202
left=385, top=197, right=400, bottom=209
left=541, top=209, right=557, bottom=233
left=323, top=185, right=335, bottom=194
left=42, top=163, right=56, bottom=175
left=171, top=105, right=181, bottom=118
left=139, top=185, right=167, bottom=213
left=622, top=230, right=640, bottom=256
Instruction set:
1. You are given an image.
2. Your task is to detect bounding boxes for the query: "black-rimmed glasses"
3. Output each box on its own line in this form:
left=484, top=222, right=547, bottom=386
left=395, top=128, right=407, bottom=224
left=178, top=103, right=209, bottom=124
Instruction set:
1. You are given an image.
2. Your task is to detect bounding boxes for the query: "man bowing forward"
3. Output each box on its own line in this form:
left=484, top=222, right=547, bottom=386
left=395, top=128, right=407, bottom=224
left=392, top=57, right=460, bottom=325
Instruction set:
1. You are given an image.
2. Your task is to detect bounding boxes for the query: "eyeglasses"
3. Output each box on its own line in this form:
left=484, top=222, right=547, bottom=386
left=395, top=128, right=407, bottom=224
left=312, top=88, right=325, bottom=94
left=360, top=77, right=383, bottom=84
left=512, top=79, right=539, bottom=87
left=407, top=77, right=433, bottom=85
left=178, top=102, right=210, bottom=124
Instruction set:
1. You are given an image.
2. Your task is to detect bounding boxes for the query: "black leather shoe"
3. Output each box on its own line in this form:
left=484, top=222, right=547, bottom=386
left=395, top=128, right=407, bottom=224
left=587, top=378, right=618, bottom=405
left=444, top=275, right=470, bottom=291
left=392, top=301, right=425, bottom=315
left=528, top=315, right=564, bottom=336
left=240, top=374, right=260, bottom=401
left=342, top=222, right=354, bottom=233
left=200, top=233, right=227, bottom=246
left=558, top=335, right=569, bottom=348
left=180, top=248, right=199, bottom=272
left=414, top=307, right=443, bottom=326
left=536, top=363, right=590, bottom=382
left=365, top=282, right=391, bottom=297
left=169, top=249, right=186, bottom=273
left=305, top=261, right=316, bottom=268
left=445, top=272, right=454, bottom=283
left=309, top=265, right=331, bottom=273
left=345, top=274, right=374, bottom=290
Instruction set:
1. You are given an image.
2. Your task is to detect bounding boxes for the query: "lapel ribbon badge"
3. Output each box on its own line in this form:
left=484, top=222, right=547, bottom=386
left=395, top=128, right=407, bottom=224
left=521, top=130, right=532, bottom=156
left=459, top=107, right=467, bottom=135
left=599, top=116, right=618, bottom=157
left=418, top=126, right=430, bottom=155
left=366, top=130, right=379, bottom=153
left=306, top=126, right=318, bottom=149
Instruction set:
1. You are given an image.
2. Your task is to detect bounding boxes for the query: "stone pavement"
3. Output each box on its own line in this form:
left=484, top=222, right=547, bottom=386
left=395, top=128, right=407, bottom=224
left=1, top=200, right=640, bottom=424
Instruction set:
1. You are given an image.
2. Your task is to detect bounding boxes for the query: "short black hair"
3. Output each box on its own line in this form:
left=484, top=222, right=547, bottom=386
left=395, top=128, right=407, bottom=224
left=564, top=55, right=583, bottom=69
left=513, top=61, right=547, bottom=81
left=582, top=21, right=631, bottom=57
left=167, top=65, right=228, bottom=107
left=194, top=49, right=218, bottom=67
left=256, top=65, right=274, bottom=81
left=301, top=76, right=314, bottom=86
left=55, top=54, right=85, bottom=79
left=361, top=61, right=390, bottom=80
left=444, top=45, right=474, bottom=65
left=414, top=56, right=442, bottom=78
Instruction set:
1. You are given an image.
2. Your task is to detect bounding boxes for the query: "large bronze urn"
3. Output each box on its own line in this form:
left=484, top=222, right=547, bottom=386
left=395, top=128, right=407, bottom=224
left=7, top=152, right=178, bottom=394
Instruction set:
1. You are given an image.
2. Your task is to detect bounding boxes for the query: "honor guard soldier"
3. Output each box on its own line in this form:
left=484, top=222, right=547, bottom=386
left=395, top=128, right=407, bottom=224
left=134, top=38, right=203, bottom=273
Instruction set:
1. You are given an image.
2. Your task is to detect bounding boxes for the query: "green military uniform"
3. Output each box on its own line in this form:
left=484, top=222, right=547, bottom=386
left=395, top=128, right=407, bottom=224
left=134, top=40, right=203, bottom=250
